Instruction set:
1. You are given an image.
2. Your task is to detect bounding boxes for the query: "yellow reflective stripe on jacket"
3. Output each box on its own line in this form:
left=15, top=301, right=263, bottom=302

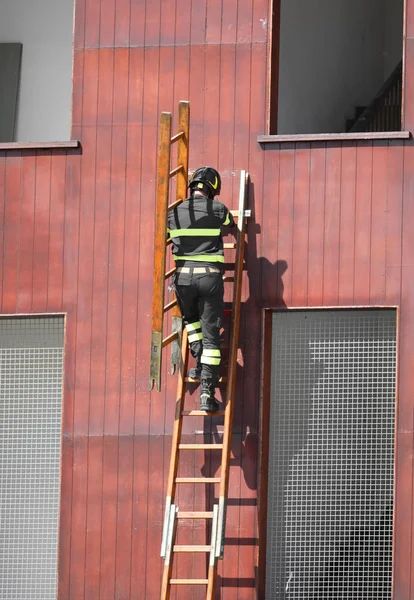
left=203, top=349, right=221, bottom=357
left=169, top=228, right=221, bottom=237
left=188, top=331, right=203, bottom=343
left=201, top=356, right=221, bottom=365
left=185, top=322, right=201, bottom=332
left=223, top=213, right=232, bottom=225
left=174, top=255, right=224, bottom=263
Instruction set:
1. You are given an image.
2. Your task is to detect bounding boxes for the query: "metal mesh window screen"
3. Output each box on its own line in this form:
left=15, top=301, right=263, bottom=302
left=0, top=316, right=64, bottom=600
left=266, top=309, right=396, bottom=600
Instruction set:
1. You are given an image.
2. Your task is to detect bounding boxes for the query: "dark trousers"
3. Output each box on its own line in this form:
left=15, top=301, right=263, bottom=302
left=174, top=266, right=224, bottom=383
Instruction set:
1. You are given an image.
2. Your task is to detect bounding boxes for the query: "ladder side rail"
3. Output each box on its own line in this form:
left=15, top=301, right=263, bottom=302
left=160, top=504, right=179, bottom=600
left=150, top=112, right=173, bottom=391
left=170, top=101, right=190, bottom=374
left=160, top=329, right=189, bottom=555
left=215, top=171, right=249, bottom=564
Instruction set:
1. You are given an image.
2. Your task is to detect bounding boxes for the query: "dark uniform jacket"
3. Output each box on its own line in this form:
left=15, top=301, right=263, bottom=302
left=167, top=193, right=234, bottom=266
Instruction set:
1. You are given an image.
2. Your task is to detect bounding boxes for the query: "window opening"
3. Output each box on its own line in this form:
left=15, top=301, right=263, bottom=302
left=270, top=0, right=404, bottom=135
left=0, top=315, right=64, bottom=600
left=265, top=309, right=396, bottom=599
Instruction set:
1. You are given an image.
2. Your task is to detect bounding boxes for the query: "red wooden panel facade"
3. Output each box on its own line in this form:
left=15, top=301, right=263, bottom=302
left=0, top=0, right=413, bottom=598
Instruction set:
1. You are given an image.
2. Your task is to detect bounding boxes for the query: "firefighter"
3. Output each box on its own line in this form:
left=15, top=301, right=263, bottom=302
left=168, top=166, right=234, bottom=412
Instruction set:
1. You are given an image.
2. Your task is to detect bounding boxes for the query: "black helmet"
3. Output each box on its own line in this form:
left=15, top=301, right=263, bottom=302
left=188, top=166, right=221, bottom=197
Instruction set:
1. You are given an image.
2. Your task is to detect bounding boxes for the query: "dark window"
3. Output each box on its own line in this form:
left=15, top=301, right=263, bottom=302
left=269, top=0, right=404, bottom=135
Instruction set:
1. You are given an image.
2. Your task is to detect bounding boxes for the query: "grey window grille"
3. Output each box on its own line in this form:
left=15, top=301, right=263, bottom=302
left=0, top=316, right=64, bottom=600
left=266, top=309, right=396, bottom=599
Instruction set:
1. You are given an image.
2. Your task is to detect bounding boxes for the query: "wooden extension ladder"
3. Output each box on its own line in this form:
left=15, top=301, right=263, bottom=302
left=148, top=102, right=249, bottom=598
left=149, top=100, right=190, bottom=393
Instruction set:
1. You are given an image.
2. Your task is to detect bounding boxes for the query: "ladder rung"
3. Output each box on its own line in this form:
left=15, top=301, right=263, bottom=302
left=178, top=511, right=214, bottom=519
left=223, top=276, right=234, bottom=282
left=175, top=477, right=220, bottom=483
left=230, top=209, right=251, bottom=218
left=179, top=444, right=224, bottom=450
left=185, top=376, right=227, bottom=383
left=223, top=242, right=236, bottom=249
left=164, top=267, right=176, bottom=279
left=162, top=331, right=178, bottom=347
left=164, top=299, right=178, bottom=312
left=168, top=198, right=184, bottom=211
left=170, top=164, right=184, bottom=177
left=170, top=131, right=185, bottom=144
left=173, top=545, right=211, bottom=552
left=181, top=410, right=225, bottom=416
left=170, top=579, right=208, bottom=585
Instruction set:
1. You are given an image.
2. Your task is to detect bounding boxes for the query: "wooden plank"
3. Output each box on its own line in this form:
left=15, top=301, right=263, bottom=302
left=354, top=142, right=373, bottom=304
left=113, top=437, right=135, bottom=598
left=99, top=436, right=119, bottom=600
left=73, top=0, right=86, bottom=50
left=2, top=152, right=21, bottom=313
left=97, top=49, right=115, bottom=127
left=307, top=144, right=326, bottom=305
left=88, top=124, right=111, bottom=435
left=292, top=143, right=310, bottom=306
left=47, top=150, right=66, bottom=311
left=74, top=126, right=96, bottom=437
left=57, top=435, right=73, bottom=599
left=104, top=50, right=128, bottom=437
left=16, top=154, right=35, bottom=312
left=80, top=49, right=99, bottom=129
left=61, top=150, right=81, bottom=436
left=190, top=0, right=207, bottom=45
left=370, top=141, right=388, bottom=304
left=68, top=435, right=88, bottom=598
left=32, top=151, right=51, bottom=312
left=175, top=0, right=191, bottom=45
left=322, top=144, right=341, bottom=305
left=145, top=0, right=161, bottom=45
left=114, top=0, right=131, bottom=47
left=129, top=0, right=146, bottom=46
left=261, top=146, right=281, bottom=306
left=277, top=146, right=295, bottom=305
left=338, top=142, right=357, bottom=302
left=252, top=0, right=268, bottom=43
left=385, top=141, right=404, bottom=305
left=84, top=436, right=104, bottom=598
left=100, top=0, right=116, bottom=48
left=206, top=0, right=223, bottom=44
left=84, top=0, right=101, bottom=48
left=119, top=46, right=144, bottom=437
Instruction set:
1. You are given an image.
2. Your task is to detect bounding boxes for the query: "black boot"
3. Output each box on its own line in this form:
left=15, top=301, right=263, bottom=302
left=200, top=379, right=219, bottom=412
left=187, top=364, right=201, bottom=379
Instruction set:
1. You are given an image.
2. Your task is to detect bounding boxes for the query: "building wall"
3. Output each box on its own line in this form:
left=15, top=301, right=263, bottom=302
left=0, top=0, right=413, bottom=599
left=0, top=0, right=73, bottom=141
